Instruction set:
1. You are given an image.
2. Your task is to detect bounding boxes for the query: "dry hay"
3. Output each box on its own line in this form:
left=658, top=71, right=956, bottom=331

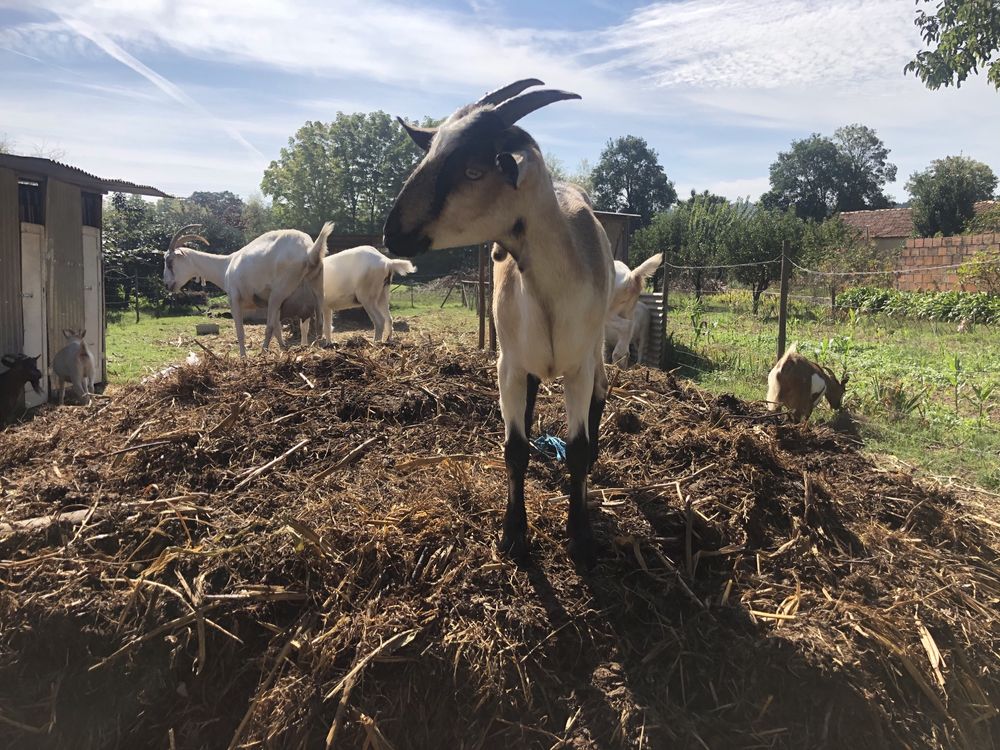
left=0, top=338, right=998, bottom=749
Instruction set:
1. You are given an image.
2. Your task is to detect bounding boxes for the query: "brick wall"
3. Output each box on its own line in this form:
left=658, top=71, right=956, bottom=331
left=895, top=233, right=1000, bottom=292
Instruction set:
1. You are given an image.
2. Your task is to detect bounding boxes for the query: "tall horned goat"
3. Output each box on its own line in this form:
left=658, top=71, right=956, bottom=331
left=384, top=79, right=613, bottom=568
left=163, top=223, right=332, bottom=357
left=605, top=253, right=661, bottom=366
left=766, top=344, right=849, bottom=422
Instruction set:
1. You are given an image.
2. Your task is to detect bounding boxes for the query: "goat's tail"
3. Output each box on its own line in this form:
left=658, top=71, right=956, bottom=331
left=766, top=366, right=782, bottom=412
left=307, top=222, right=334, bottom=270
left=631, top=253, right=663, bottom=284
left=385, top=259, right=417, bottom=277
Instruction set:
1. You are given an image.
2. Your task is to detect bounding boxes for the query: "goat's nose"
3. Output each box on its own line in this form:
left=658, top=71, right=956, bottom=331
left=383, top=211, right=430, bottom=257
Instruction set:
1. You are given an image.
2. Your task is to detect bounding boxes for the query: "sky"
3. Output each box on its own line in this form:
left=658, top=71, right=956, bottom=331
left=2, top=0, right=999, bottom=204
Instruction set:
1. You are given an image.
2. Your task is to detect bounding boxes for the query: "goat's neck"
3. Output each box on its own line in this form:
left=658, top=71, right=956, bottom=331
left=178, top=249, right=231, bottom=289
left=499, top=188, right=576, bottom=293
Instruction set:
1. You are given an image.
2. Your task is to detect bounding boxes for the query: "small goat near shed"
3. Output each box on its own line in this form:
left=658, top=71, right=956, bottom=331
left=605, top=254, right=661, bottom=366
left=767, top=344, right=848, bottom=423
left=605, top=300, right=650, bottom=367
left=52, top=329, right=96, bottom=406
left=163, top=222, right=332, bottom=357
left=0, top=354, right=43, bottom=425
left=385, top=79, right=613, bottom=568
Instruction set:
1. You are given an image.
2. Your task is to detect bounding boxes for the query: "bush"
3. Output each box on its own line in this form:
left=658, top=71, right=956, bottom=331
left=837, top=286, right=1000, bottom=324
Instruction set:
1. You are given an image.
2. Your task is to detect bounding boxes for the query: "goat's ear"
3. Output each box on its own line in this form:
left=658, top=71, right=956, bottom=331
left=1, top=355, right=16, bottom=367
left=63, top=329, right=73, bottom=339
left=80, top=329, right=86, bottom=339
left=496, top=150, right=534, bottom=189
left=397, top=117, right=435, bottom=152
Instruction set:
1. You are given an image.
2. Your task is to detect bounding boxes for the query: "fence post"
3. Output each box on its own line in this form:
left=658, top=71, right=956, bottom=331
left=777, top=241, right=790, bottom=361
left=134, top=269, right=140, bottom=324
left=488, top=254, right=497, bottom=353
left=478, top=245, right=486, bottom=350
left=662, top=262, right=670, bottom=368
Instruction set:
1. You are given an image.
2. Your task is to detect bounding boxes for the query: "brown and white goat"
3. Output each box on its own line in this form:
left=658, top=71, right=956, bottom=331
left=766, top=344, right=848, bottom=422
left=384, top=79, right=613, bottom=567
left=1, top=354, right=43, bottom=425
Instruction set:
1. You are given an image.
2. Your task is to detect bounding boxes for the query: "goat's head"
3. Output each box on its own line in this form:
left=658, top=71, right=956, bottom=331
left=2, top=354, right=43, bottom=394
left=384, top=79, right=580, bottom=257
left=163, top=224, right=209, bottom=293
left=823, top=368, right=850, bottom=410
left=62, top=328, right=85, bottom=342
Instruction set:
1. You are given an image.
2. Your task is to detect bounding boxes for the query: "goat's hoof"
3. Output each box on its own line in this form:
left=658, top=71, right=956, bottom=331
left=499, top=528, right=529, bottom=561
left=567, top=534, right=599, bottom=571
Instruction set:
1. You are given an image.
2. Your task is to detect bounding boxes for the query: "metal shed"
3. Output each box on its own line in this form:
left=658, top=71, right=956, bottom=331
left=0, top=154, right=167, bottom=411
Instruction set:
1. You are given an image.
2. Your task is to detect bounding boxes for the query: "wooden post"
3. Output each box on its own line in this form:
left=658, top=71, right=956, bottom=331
left=477, top=245, right=486, bottom=349
left=777, top=240, right=790, bottom=361
left=661, top=260, right=670, bottom=369
left=134, top=268, right=140, bottom=324
left=488, top=253, right=497, bottom=352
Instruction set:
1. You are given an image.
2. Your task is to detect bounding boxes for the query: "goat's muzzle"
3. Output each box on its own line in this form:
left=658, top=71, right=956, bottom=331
left=383, top=211, right=431, bottom=257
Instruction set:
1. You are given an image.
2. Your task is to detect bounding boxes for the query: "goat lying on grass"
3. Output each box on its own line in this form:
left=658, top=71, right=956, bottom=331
left=163, top=223, right=332, bottom=357
left=52, top=329, right=96, bottom=406
left=0, top=354, right=42, bottom=425
left=385, top=79, right=613, bottom=568
left=767, top=344, right=848, bottom=422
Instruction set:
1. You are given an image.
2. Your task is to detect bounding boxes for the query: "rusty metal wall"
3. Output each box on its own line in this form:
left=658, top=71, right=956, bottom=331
left=0, top=167, right=22, bottom=358
left=45, top=178, right=84, bottom=365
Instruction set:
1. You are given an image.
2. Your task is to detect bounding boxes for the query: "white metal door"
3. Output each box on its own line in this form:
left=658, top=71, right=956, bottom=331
left=82, top=226, right=103, bottom=382
left=20, top=224, right=47, bottom=408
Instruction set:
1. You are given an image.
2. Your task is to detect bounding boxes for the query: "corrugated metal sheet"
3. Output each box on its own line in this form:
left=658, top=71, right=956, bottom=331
left=639, top=292, right=665, bottom=368
left=0, top=167, right=22, bottom=357
left=46, top=178, right=84, bottom=365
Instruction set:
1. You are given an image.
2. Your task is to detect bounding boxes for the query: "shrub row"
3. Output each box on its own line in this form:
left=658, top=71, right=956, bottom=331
left=836, top=286, right=1000, bottom=324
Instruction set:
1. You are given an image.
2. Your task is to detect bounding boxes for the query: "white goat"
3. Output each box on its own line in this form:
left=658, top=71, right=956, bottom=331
left=605, top=300, right=651, bottom=367
left=163, top=223, right=332, bottom=357
left=605, top=254, right=661, bottom=366
left=385, top=79, right=613, bottom=568
left=52, top=329, right=96, bottom=405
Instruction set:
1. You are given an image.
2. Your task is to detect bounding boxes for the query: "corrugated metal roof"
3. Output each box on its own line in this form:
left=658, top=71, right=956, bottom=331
left=0, top=154, right=170, bottom=198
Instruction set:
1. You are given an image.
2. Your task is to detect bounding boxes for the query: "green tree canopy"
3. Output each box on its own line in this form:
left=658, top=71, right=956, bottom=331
left=905, top=0, right=1000, bottom=90
left=906, top=156, right=999, bottom=236
left=261, top=111, right=424, bottom=235
left=591, top=135, right=677, bottom=225
left=762, top=126, right=897, bottom=221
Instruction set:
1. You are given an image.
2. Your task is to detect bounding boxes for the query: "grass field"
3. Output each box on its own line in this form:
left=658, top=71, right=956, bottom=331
left=105, top=283, right=999, bottom=490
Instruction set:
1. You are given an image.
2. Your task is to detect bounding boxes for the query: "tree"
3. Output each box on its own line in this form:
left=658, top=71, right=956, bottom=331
left=905, top=0, right=1000, bottom=90
left=730, top=206, right=803, bottom=314
left=591, top=135, right=676, bottom=225
left=801, top=216, right=884, bottom=310
left=833, top=125, right=897, bottom=210
left=262, top=112, right=424, bottom=235
left=762, top=127, right=896, bottom=221
left=102, top=193, right=170, bottom=303
left=906, top=156, right=998, bottom=236
left=241, top=193, right=279, bottom=242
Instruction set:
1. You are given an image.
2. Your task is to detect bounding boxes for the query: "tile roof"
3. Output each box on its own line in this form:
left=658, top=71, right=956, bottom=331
left=839, top=207, right=913, bottom=238
left=0, top=154, right=169, bottom=198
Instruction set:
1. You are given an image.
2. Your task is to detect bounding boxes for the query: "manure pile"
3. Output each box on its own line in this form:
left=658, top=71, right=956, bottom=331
left=1, top=338, right=998, bottom=749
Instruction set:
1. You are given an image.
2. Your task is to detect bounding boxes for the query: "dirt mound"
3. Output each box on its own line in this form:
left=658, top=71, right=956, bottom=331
left=1, top=339, right=997, bottom=749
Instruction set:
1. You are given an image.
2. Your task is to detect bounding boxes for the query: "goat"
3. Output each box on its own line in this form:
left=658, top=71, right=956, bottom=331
left=385, top=79, right=613, bottom=568
left=163, top=222, right=332, bottom=357
left=52, top=329, right=96, bottom=405
left=0, top=354, right=43, bottom=425
left=766, top=344, right=849, bottom=422
left=605, top=300, right=651, bottom=367
left=605, top=254, right=661, bottom=366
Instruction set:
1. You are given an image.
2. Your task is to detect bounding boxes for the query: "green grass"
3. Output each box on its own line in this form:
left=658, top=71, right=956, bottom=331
left=669, top=290, right=1000, bottom=490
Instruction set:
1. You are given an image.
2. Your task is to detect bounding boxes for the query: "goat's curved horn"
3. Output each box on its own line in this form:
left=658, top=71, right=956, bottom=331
left=169, top=224, right=208, bottom=252
left=474, top=78, right=544, bottom=107
left=494, top=89, right=581, bottom=128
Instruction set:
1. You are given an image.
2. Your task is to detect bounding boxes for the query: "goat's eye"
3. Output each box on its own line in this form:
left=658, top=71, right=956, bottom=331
left=465, top=167, right=484, bottom=181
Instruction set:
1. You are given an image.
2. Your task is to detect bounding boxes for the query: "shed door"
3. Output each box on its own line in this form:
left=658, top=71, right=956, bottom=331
left=81, top=226, right=103, bottom=382
left=20, top=223, right=47, bottom=408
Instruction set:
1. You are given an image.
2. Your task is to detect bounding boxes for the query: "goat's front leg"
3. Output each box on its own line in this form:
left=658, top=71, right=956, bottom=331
left=589, top=345, right=608, bottom=471
left=564, top=363, right=599, bottom=569
left=230, top=297, right=247, bottom=358
left=498, top=357, right=539, bottom=560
